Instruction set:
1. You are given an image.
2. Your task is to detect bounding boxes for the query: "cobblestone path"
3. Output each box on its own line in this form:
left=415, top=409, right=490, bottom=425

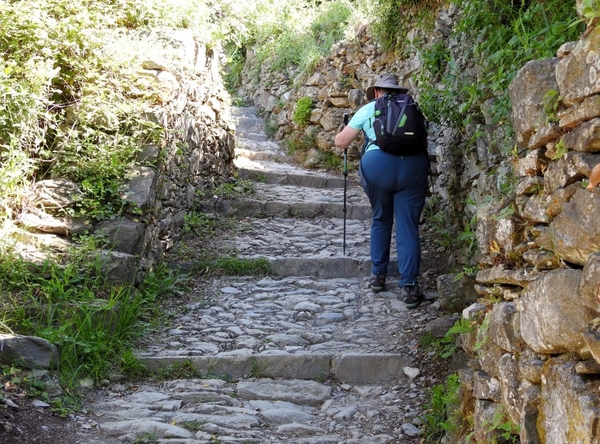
left=82, top=106, right=451, bottom=444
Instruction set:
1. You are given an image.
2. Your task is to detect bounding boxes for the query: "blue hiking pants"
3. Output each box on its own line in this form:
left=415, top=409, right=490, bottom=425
left=360, top=149, right=429, bottom=286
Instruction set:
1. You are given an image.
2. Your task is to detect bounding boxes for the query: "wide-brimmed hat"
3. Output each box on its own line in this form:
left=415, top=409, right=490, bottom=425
left=366, top=74, right=409, bottom=101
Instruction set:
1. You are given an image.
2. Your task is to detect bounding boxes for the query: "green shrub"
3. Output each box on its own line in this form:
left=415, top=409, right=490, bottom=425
left=0, top=0, right=168, bottom=222
left=416, top=0, right=583, bottom=153
left=222, top=0, right=361, bottom=87
left=372, top=0, right=442, bottom=54
left=292, top=97, right=313, bottom=127
left=422, top=373, right=463, bottom=442
left=0, top=249, right=183, bottom=389
left=195, top=256, right=271, bottom=277
left=286, top=129, right=317, bottom=155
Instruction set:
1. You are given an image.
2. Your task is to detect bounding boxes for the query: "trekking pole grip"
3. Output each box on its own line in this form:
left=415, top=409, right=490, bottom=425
left=342, top=113, right=349, bottom=176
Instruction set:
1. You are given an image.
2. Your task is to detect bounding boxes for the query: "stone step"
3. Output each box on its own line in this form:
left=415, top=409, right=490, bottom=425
left=235, top=147, right=281, bottom=162
left=139, top=352, right=411, bottom=385
left=235, top=156, right=347, bottom=188
left=83, top=107, right=441, bottom=444
left=268, top=256, right=397, bottom=278
left=222, top=216, right=372, bottom=259
left=86, top=106, right=436, bottom=443
left=237, top=132, right=269, bottom=142
left=223, top=197, right=371, bottom=220
left=231, top=106, right=265, bottom=133
left=235, top=143, right=286, bottom=162
left=221, top=181, right=370, bottom=220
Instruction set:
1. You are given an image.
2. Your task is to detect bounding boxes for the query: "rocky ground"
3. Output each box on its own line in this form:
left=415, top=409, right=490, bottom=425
left=0, top=106, right=464, bottom=444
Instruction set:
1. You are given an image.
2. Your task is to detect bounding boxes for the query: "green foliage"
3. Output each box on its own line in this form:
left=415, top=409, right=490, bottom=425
left=543, top=89, right=561, bottom=124
left=0, top=249, right=183, bottom=389
left=551, top=138, right=568, bottom=160
left=223, top=43, right=247, bottom=91
left=195, top=256, right=271, bottom=277
left=421, top=317, right=474, bottom=359
left=453, top=264, right=480, bottom=282
left=480, top=406, right=520, bottom=443
left=474, top=311, right=491, bottom=352
left=264, top=116, right=279, bottom=139
left=215, top=178, right=255, bottom=198
left=245, top=357, right=268, bottom=378
left=0, top=364, right=79, bottom=416
left=184, top=212, right=234, bottom=238
left=417, top=0, right=583, bottom=152
left=287, top=131, right=317, bottom=155
left=425, top=203, right=455, bottom=249
left=571, top=0, right=600, bottom=28
left=119, top=349, right=150, bottom=379
left=422, top=372, right=463, bottom=442
left=180, top=420, right=204, bottom=432
left=457, top=214, right=478, bottom=255
left=372, top=0, right=442, bottom=54
left=424, top=197, right=478, bottom=260
left=498, top=170, right=517, bottom=196
left=293, top=97, right=314, bottom=127
left=492, top=203, right=516, bottom=222
left=245, top=0, right=356, bottom=78
left=132, top=433, right=159, bottom=444
left=0, top=0, right=169, bottom=222
left=318, top=151, right=343, bottom=171
left=158, top=359, right=201, bottom=379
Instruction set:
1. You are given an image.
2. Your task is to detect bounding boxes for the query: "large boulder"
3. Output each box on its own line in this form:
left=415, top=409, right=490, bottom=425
left=509, top=58, right=560, bottom=147
left=538, top=356, right=600, bottom=444
left=556, top=26, right=600, bottom=107
left=517, top=269, right=595, bottom=355
left=549, top=189, right=600, bottom=266
left=0, top=334, right=59, bottom=369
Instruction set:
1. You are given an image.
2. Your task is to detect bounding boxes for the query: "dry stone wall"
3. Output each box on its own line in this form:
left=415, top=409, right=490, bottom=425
left=464, top=24, right=600, bottom=444
left=14, top=29, right=235, bottom=283
left=238, top=3, right=600, bottom=442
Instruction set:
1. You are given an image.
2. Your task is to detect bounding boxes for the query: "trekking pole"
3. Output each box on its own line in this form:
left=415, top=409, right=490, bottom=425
left=342, top=113, right=349, bottom=255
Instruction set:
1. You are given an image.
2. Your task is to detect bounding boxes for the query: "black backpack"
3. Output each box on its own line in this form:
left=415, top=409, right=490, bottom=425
left=368, top=93, right=428, bottom=156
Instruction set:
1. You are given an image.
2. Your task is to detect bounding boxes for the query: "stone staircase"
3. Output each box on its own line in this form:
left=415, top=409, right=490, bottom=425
left=84, top=106, right=443, bottom=444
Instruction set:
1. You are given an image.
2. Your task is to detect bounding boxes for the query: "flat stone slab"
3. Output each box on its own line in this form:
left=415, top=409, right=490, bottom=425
left=100, top=419, right=193, bottom=439
left=236, top=379, right=332, bottom=406
left=140, top=351, right=411, bottom=384
left=333, top=353, right=412, bottom=384
left=235, top=146, right=284, bottom=161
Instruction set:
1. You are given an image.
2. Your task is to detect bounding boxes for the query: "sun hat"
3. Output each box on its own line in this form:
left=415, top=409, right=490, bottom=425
left=366, top=74, right=409, bottom=101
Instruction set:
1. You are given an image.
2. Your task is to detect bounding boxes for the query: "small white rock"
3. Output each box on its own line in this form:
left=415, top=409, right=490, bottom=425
left=32, top=399, right=50, bottom=408
left=403, top=366, right=421, bottom=379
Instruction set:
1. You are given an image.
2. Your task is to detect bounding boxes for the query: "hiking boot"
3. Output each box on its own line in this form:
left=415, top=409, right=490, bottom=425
left=400, top=283, right=424, bottom=309
left=370, top=273, right=386, bottom=293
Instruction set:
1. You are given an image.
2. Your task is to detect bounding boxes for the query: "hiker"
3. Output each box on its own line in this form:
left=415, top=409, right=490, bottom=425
left=334, top=73, right=430, bottom=308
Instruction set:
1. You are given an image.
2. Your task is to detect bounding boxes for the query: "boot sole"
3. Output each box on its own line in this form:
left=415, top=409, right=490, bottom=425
left=405, top=296, right=424, bottom=309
